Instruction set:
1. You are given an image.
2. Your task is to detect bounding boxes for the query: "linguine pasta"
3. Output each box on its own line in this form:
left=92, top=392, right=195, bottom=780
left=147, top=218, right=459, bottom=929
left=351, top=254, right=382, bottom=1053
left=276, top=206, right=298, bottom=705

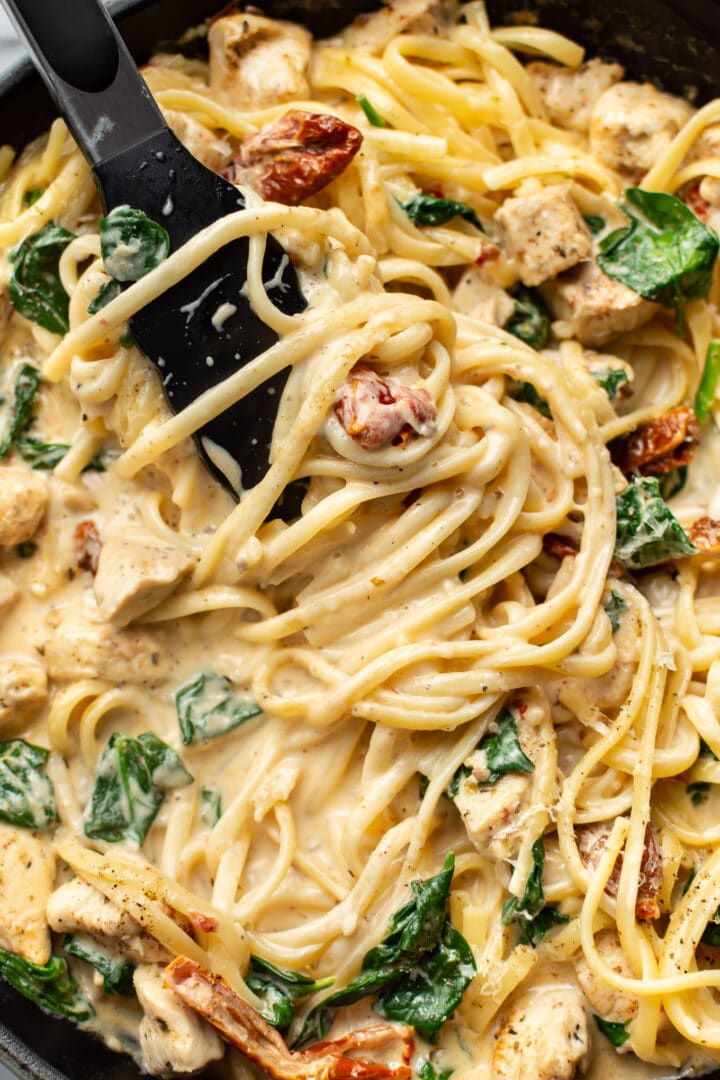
left=1, top=3, right=720, bottom=1078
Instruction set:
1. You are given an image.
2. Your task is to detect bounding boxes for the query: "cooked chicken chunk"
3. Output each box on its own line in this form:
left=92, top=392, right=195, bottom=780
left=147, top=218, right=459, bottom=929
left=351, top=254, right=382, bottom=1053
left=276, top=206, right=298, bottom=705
left=0, top=823, right=55, bottom=964
left=0, top=466, right=47, bottom=547
left=492, top=986, right=590, bottom=1080
left=575, top=929, right=638, bottom=1023
left=47, top=879, right=170, bottom=963
left=335, top=0, right=459, bottom=54
left=0, top=657, right=47, bottom=730
left=590, top=82, right=693, bottom=176
left=0, top=573, right=17, bottom=610
left=527, top=58, right=624, bottom=134
left=93, top=533, right=194, bottom=627
left=454, top=772, right=529, bottom=860
left=165, top=110, right=233, bottom=174
left=135, top=964, right=225, bottom=1077
left=495, top=185, right=591, bottom=287
left=452, top=266, right=515, bottom=326
left=208, top=13, right=311, bottom=110
left=44, top=605, right=168, bottom=684
left=541, top=259, right=658, bottom=347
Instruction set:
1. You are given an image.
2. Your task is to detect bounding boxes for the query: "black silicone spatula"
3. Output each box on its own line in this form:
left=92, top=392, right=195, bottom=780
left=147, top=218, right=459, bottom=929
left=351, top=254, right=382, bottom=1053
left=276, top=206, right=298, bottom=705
left=1, top=0, right=306, bottom=495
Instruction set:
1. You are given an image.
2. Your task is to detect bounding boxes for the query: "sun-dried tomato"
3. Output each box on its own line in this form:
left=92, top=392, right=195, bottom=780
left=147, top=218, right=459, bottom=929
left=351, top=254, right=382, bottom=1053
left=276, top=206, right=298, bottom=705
left=684, top=182, right=710, bottom=221
left=542, top=533, right=578, bottom=559
left=578, top=822, right=662, bottom=921
left=687, top=516, right=720, bottom=554
left=73, top=519, right=102, bottom=575
left=611, top=405, right=699, bottom=476
left=335, top=364, right=437, bottom=450
left=225, top=110, right=362, bottom=205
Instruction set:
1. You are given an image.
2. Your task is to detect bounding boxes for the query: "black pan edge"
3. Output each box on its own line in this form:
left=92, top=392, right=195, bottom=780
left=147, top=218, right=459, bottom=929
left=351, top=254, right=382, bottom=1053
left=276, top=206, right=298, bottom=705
left=1, top=0, right=720, bottom=1076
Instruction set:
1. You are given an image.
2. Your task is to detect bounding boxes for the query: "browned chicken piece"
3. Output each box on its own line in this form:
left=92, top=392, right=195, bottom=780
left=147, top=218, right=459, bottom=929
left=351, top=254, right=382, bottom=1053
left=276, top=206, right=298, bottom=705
left=44, top=605, right=169, bottom=684
left=542, top=533, right=578, bottom=560
left=578, top=821, right=663, bottom=921
left=74, top=519, right=102, bottom=575
left=165, top=110, right=233, bottom=175
left=590, top=82, right=693, bottom=176
left=47, top=879, right=170, bottom=964
left=492, top=986, right=590, bottom=1080
left=335, top=0, right=459, bottom=54
left=541, top=259, right=658, bottom=347
left=611, top=406, right=699, bottom=477
left=0, top=823, right=55, bottom=964
left=575, top=929, right=639, bottom=1023
left=0, top=657, right=47, bottom=730
left=208, top=13, right=311, bottom=110
left=451, top=266, right=515, bottom=326
left=687, top=517, right=720, bottom=555
left=526, top=59, right=624, bottom=134
left=93, top=532, right=194, bottom=627
left=135, top=964, right=225, bottom=1076
left=334, top=364, right=437, bottom=450
left=495, top=185, right=591, bottom=287
left=0, top=465, right=47, bottom=547
left=164, top=956, right=413, bottom=1080
left=225, top=111, right=363, bottom=206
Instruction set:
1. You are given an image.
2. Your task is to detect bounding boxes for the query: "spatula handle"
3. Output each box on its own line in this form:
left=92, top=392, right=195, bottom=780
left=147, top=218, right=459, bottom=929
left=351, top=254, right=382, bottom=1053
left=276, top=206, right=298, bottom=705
left=1, top=0, right=166, bottom=166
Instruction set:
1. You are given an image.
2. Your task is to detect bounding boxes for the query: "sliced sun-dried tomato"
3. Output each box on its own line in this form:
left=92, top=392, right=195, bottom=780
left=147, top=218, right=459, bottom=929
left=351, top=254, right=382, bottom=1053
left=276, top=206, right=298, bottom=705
left=611, top=405, right=700, bottom=476
left=687, top=516, right=720, bottom=554
left=73, top=519, right=102, bottom=575
left=225, top=110, right=363, bottom=205
left=578, top=822, right=662, bottom=921
left=542, top=533, right=578, bottom=559
left=335, top=364, right=437, bottom=450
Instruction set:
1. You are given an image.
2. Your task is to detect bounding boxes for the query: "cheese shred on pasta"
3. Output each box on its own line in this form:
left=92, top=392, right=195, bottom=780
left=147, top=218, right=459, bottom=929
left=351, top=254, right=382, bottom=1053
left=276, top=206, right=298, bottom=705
left=1, top=2, right=720, bottom=1078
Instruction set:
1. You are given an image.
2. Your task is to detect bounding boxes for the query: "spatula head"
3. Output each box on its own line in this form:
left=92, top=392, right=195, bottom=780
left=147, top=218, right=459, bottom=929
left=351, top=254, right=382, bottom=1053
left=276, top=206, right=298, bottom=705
left=94, top=127, right=306, bottom=494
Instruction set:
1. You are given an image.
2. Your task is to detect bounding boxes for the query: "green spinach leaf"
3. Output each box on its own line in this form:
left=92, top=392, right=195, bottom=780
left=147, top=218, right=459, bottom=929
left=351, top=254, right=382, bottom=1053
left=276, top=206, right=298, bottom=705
left=598, top=187, right=719, bottom=332
left=8, top=224, right=75, bottom=333
left=0, top=738, right=57, bottom=830
left=200, top=786, right=222, bottom=827
left=0, top=949, right=92, bottom=1020
left=88, top=278, right=122, bottom=315
left=63, top=934, right=135, bottom=997
left=593, top=1014, right=630, bottom=1047
left=16, top=541, right=36, bottom=559
left=0, top=363, right=41, bottom=459
left=357, top=95, right=386, bottom=128
left=506, top=379, right=551, bottom=419
left=400, top=193, right=484, bottom=232
left=84, top=731, right=192, bottom=846
left=687, top=781, right=711, bottom=806
left=659, top=465, right=688, bottom=501
left=23, top=188, right=44, bottom=207
left=517, top=905, right=570, bottom=948
left=15, top=436, right=113, bottom=473
left=504, top=288, right=550, bottom=350
left=295, top=853, right=475, bottom=1045
left=247, top=956, right=333, bottom=1030
left=100, top=207, right=170, bottom=283
left=175, top=672, right=262, bottom=745
left=418, top=1061, right=453, bottom=1080
left=615, top=476, right=696, bottom=569
left=502, top=836, right=545, bottom=925
left=695, top=339, right=720, bottom=423
left=592, top=367, right=630, bottom=400
left=604, top=590, right=628, bottom=633
left=480, top=710, right=534, bottom=784
left=583, top=214, right=605, bottom=235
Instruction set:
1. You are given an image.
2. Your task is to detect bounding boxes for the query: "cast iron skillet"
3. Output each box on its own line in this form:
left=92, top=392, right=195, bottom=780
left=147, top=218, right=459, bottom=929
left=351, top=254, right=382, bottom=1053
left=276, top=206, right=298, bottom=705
left=1, top=0, right=720, bottom=1076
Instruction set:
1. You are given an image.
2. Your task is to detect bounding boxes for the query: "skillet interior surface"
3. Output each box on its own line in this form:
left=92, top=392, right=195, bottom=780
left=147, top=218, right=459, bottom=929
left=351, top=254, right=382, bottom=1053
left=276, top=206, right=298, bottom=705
left=0, top=0, right=719, bottom=1076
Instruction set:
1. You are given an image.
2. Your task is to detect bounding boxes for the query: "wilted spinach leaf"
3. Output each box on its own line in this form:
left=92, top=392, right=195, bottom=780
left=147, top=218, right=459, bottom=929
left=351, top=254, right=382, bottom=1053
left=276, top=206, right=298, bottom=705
left=659, top=465, right=688, bottom=501
left=598, top=187, right=720, bottom=332
left=418, top=1062, right=453, bottom=1080
left=175, top=672, right=262, bottom=745
left=357, top=95, right=386, bottom=128
left=615, top=476, right=696, bottom=569
left=593, top=1014, right=630, bottom=1047
left=87, top=278, right=122, bottom=315
left=295, top=852, right=475, bottom=1045
left=695, top=339, right=720, bottom=423
left=687, top=781, right=711, bottom=807
left=200, top=786, right=222, bottom=827
left=400, top=193, right=484, bottom=232
left=517, top=905, right=570, bottom=948
left=506, top=379, right=551, bottom=419
left=63, top=934, right=135, bottom=997
left=0, top=738, right=57, bottom=830
left=8, top=224, right=75, bottom=333
left=447, top=710, right=534, bottom=798
left=247, top=956, right=333, bottom=1030
left=505, top=287, right=550, bottom=350
left=603, top=590, right=628, bottom=633
left=0, top=949, right=92, bottom=1021
left=583, top=214, right=605, bottom=235
left=0, top=364, right=41, bottom=460
left=592, top=367, right=630, bottom=400
left=100, top=206, right=170, bottom=283
left=15, top=436, right=112, bottom=472
left=84, top=731, right=192, bottom=846
left=23, top=188, right=44, bottom=207
left=502, top=836, right=545, bottom=926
